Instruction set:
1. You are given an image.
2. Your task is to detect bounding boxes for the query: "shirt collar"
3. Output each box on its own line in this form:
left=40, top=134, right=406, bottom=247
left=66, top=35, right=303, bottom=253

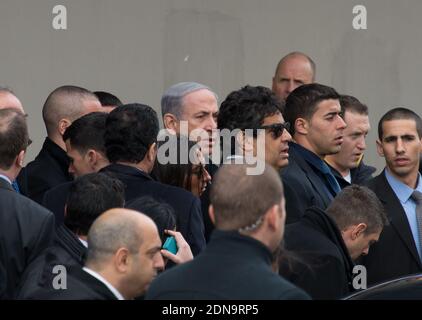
left=385, top=169, right=422, bottom=204
left=78, top=238, right=88, bottom=248
left=0, top=174, right=12, bottom=185
left=82, top=267, right=125, bottom=300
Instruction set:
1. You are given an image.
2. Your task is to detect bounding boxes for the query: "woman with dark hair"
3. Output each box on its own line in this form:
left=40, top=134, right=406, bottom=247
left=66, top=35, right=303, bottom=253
left=154, top=136, right=211, bottom=197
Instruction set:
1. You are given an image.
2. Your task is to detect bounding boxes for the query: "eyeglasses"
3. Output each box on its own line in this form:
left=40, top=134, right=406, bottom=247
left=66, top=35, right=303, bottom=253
left=256, top=122, right=290, bottom=139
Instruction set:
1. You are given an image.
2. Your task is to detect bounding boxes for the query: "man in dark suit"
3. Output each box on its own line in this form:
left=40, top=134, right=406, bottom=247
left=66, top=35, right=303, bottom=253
left=217, top=85, right=300, bottom=225
left=161, top=82, right=219, bottom=241
left=281, top=83, right=347, bottom=221
left=101, top=104, right=206, bottom=255
left=30, top=208, right=165, bottom=300
left=325, top=95, right=375, bottom=189
left=17, top=86, right=102, bottom=203
left=17, top=172, right=125, bottom=299
left=281, top=185, right=388, bottom=299
left=361, top=107, right=422, bottom=285
left=0, top=109, right=55, bottom=299
left=146, top=163, right=310, bottom=300
left=42, top=112, right=110, bottom=224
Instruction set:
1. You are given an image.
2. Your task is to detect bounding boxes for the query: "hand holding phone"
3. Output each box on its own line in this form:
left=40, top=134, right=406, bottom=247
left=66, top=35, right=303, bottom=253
left=162, top=236, right=178, bottom=255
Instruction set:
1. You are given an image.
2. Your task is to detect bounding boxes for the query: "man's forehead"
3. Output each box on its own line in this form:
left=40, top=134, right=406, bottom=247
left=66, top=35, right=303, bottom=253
left=382, top=119, right=418, bottom=136
left=315, top=99, right=341, bottom=113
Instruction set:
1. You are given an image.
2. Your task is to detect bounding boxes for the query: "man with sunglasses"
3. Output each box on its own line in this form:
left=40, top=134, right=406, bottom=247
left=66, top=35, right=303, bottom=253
left=281, top=83, right=347, bottom=223
left=216, top=86, right=303, bottom=226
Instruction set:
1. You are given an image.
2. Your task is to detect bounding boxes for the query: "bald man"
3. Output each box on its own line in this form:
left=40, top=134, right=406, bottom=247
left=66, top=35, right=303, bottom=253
left=0, top=87, right=24, bottom=114
left=31, top=208, right=165, bottom=300
left=17, top=85, right=102, bottom=203
left=272, top=52, right=315, bottom=101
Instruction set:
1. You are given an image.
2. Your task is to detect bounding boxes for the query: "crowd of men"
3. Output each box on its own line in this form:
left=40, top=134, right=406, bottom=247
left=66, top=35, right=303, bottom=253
left=1, top=51, right=422, bottom=300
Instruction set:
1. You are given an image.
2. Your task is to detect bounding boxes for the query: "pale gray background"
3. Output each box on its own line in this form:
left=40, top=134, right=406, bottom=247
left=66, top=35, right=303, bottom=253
left=1, top=0, right=421, bottom=172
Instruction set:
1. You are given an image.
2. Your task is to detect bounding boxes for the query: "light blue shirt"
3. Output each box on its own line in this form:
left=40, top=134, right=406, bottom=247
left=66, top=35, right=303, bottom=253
left=385, top=169, right=422, bottom=259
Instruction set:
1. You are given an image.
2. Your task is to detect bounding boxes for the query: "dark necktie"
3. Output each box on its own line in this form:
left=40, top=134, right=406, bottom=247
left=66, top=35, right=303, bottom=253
left=411, top=190, right=422, bottom=261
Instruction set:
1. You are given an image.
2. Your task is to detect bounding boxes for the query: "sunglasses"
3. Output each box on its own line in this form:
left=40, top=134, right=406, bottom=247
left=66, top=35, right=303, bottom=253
left=257, top=122, right=290, bottom=139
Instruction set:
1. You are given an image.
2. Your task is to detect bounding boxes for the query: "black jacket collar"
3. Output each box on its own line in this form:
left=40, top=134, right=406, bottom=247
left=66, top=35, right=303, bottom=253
left=100, top=163, right=153, bottom=181
left=208, top=230, right=273, bottom=265
left=301, top=207, right=355, bottom=278
left=42, top=137, right=71, bottom=176
left=55, top=225, right=87, bottom=264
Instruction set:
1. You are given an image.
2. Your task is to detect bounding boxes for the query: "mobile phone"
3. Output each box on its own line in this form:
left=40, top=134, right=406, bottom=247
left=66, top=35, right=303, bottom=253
left=162, top=236, right=178, bottom=255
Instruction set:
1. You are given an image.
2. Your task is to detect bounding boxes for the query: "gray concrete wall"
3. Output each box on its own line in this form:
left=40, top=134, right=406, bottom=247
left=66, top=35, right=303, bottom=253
left=1, top=0, right=421, bottom=172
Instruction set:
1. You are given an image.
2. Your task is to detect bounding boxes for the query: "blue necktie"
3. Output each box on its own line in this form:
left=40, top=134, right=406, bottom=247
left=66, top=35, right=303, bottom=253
left=11, top=180, right=20, bottom=193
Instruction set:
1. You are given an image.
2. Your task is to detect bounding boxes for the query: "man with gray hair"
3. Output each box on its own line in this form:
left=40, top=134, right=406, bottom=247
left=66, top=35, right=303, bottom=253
left=0, top=87, right=25, bottom=114
left=161, top=82, right=219, bottom=157
left=17, top=85, right=102, bottom=203
left=31, top=208, right=165, bottom=300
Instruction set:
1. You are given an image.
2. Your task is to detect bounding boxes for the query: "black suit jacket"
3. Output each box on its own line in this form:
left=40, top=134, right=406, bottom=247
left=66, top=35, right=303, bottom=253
left=146, top=230, right=310, bottom=300
left=42, top=182, right=72, bottom=225
left=17, top=138, right=72, bottom=204
left=0, top=178, right=55, bottom=299
left=17, top=225, right=87, bottom=299
left=361, top=171, right=422, bottom=285
left=281, top=207, right=355, bottom=299
left=101, top=164, right=206, bottom=255
left=281, top=143, right=333, bottom=223
left=27, top=266, right=118, bottom=300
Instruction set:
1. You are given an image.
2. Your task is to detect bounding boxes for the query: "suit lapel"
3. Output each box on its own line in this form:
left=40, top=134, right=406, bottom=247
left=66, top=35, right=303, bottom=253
left=290, top=150, right=332, bottom=207
left=375, top=173, right=422, bottom=268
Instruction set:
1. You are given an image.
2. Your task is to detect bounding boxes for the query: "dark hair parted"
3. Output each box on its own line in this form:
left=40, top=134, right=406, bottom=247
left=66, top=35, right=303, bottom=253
left=0, top=109, right=29, bottom=170
left=63, top=112, right=107, bottom=155
left=378, top=107, right=422, bottom=140
left=126, top=196, right=176, bottom=243
left=210, top=162, right=283, bottom=231
left=104, top=104, right=159, bottom=163
left=285, top=83, right=340, bottom=135
left=94, top=91, right=122, bottom=107
left=64, top=172, right=125, bottom=236
left=326, top=185, right=388, bottom=235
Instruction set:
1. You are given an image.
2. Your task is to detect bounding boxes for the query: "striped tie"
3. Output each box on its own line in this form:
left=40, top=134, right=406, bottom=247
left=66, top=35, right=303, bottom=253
left=411, top=191, right=422, bottom=261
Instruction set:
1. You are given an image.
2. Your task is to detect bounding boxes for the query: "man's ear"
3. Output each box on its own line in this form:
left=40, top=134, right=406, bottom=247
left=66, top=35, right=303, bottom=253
left=294, top=118, right=308, bottom=135
left=147, top=142, right=157, bottom=163
left=351, top=223, right=367, bottom=240
left=376, top=139, right=385, bottom=157
left=58, top=119, right=72, bottom=136
left=265, top=205, right=280, bottom=231
left=235, top=131, right=254, bottom=154
left=209, top=205, right=215, bottom=224
left=16, top=150, right=25, bottom=168
left=114, top=247, right=131, bottom=273
left=86, top=149, right=98, bottom=167
left=163, top=113, right=179, bottom=134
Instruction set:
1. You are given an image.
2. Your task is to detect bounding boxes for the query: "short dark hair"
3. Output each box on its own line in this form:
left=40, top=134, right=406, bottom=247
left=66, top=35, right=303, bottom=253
left=64, top=172, right=125, bottom=236
left=210, top=162, right=283, bottom=231
left=0, top=109, right=29, bottom=170
left=153, top=135, right=204, bottom=193
left=63, top=112, right=107, bottom=155
left=42, top=85, right=99, bottom=135
left=326, top=185, right=388, bottom=234
left=340, top=95, right=368, bottom=116
left=93, top=91, right=122, bottom=107
left=378, top=107, right=422, bottom=139
left=285, top=83, right=340, bottom=135
left=104, top=104, right=159, bottom=163
left=126, top=196, right=176, bottom=243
